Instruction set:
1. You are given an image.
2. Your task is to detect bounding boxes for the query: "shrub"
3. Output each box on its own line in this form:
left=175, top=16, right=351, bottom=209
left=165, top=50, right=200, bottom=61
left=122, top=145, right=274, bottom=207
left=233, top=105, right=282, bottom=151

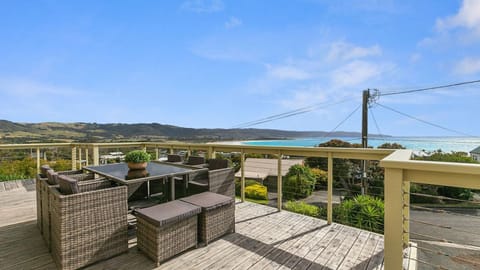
left=50, top=159, right=72, bottom=171
left=245, top=184, right=268, bottom=200
left=283, top=164, right=316, bottom=200
left=124, top=150, right=151, bottom=163
left=284, top=201, right=320, bottom=218
left=235, top=179, right=261, bottom=196
left=334, top=195, right=384, bottom=233
left=311, top=168, right=328, bottom=190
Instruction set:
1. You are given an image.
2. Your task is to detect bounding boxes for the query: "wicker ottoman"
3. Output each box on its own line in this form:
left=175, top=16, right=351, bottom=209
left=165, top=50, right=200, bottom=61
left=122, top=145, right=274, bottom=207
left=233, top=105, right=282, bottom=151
left=180, top=191, right=235, bottom=245
left=135, top=200, right=201, bottom=266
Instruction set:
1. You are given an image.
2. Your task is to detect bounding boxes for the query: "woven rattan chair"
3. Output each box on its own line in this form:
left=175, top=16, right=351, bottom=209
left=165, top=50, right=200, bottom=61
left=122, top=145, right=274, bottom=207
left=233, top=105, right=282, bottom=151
left=36, top=165, right=52, bottom=232
left=49, top=176, right=128, bottom=270
left=180, top=191, right=235, bottom=245
left=39, top=169, right=96, bottom=250
left=185, top=156, right=206, bottom=167
left=166, top=154, right=182, bottom=163
left=135, top=200, right=201, bottom=266
left=188, top=161, right=235, bottom=199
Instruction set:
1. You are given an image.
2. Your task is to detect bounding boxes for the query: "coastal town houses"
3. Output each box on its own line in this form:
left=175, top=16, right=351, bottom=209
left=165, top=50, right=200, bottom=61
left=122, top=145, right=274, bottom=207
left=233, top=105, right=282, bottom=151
left=234, top=158, right=303, bottom=191
left=470, top=146, right=480, bottom=161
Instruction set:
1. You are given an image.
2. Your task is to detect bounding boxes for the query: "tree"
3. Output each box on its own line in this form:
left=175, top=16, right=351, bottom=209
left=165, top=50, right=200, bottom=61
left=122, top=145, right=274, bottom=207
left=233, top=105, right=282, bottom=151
left=283, top=164, right=316, bottom=200
left=305, top=139, right=362, bottom=193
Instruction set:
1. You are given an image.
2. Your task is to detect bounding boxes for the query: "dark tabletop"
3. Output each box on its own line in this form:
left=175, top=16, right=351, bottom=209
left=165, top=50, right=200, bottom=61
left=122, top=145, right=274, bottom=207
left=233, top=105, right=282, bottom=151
left=84, top=162, right=199, bottom=185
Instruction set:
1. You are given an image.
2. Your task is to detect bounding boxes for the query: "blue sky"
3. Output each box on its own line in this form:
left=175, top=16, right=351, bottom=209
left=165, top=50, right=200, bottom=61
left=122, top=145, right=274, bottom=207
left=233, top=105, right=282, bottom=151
left=1, top=0, right=479, bottom=136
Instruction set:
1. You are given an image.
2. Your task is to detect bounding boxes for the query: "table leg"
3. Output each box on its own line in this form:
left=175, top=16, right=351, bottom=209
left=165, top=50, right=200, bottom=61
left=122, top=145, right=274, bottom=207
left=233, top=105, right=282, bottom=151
left=147, top=180, right=150, bottom=199
left=170, top=176, right=175, bottom=200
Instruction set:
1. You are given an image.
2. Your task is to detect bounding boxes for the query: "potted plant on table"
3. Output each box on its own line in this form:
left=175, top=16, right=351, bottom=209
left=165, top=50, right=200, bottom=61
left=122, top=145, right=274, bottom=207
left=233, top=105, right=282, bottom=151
left=125, top=150, right=151, bottom=170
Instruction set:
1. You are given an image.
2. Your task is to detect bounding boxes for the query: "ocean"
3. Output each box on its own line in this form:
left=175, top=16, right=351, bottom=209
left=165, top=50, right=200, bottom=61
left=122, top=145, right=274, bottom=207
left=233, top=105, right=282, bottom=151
left=241, top=137, right=480, bottom=153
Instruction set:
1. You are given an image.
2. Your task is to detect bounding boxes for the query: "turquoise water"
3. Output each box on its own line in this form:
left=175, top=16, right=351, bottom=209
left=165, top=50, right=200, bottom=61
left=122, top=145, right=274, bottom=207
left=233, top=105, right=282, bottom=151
left=242, top=137, right=480, bottom=153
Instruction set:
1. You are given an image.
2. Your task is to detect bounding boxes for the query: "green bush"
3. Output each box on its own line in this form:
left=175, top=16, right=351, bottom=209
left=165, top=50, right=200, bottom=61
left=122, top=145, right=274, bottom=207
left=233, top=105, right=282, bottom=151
left=124, top=150, right=151, bottom=163
left=50, top=159, right=72, bottom=171
left=284, top=201, right=320, bottom=218
left=311, top=168, right=328, bottom=190
left=283, top=164, right=316, bottom=200
left=245, top=184, right=268, bottom=200
left=334, top=195, right=384, bottom=233
left=235, top=179, right=261, bottom=196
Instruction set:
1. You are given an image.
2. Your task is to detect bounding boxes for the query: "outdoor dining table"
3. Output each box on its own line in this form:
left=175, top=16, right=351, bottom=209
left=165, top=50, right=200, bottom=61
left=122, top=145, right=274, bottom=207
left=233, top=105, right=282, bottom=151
left=84, top=161, right=207, bottom=201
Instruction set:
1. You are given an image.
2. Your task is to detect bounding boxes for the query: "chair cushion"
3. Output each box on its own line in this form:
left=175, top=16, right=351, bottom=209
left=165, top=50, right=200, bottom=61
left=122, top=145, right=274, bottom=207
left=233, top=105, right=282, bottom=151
left=58, top=175, right=80, bottom=195
left=208, top=159, right=228, bottom=170
left=135, top=200, right=201, bottom=227
left=40, top=165, right=51, bottom=177
left=180, top=192, right=234, bottom=211
left=46, top=170, right=58, bottom=185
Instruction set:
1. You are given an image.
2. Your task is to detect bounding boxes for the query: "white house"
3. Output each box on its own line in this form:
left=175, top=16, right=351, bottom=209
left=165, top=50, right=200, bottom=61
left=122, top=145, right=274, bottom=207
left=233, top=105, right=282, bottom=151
left=470, top=146, right=480, bottom=161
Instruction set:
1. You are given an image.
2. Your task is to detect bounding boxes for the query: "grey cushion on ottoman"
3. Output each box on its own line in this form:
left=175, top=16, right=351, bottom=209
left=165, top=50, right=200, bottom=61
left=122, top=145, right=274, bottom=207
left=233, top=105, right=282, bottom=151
left=135, top=200, right=201, bottom=226
left=135, top=200, right=201, bottom=266
left=180, top=191, right=235, bottom=245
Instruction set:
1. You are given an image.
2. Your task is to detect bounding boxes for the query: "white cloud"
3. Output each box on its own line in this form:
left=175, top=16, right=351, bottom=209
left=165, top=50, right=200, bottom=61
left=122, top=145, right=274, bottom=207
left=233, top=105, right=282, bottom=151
left=454, top=57, right=480, bottom=75
left=327, top=42, right=382, bottom=62
left=266, top=64, right=311, bottom=80
left=436, top=0, right=480, bottom=34
left=330, top=60, right=385, bottom=87
left=409, top=53, right=421, bottom=63
left=225, top=16, right=242, bottom=29
left=0, top=77, right=80, bottom=98
left=181, top=0, right=224, bottom=13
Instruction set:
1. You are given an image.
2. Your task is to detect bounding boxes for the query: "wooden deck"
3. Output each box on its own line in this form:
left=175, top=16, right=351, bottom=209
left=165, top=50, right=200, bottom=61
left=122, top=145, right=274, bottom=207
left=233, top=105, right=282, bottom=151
left=0, top=180, right=387, bottom=270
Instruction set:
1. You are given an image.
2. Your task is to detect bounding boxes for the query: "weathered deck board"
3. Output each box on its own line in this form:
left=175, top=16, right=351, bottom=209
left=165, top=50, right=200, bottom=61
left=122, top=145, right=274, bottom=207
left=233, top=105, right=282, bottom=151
left=0, top=180, right=392, bottom=270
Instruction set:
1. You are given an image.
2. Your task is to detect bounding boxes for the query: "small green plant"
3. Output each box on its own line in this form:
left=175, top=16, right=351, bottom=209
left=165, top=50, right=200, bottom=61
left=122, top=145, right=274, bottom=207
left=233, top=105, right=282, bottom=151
left=245, top=184, right=268, bottom=200
left=334, top=195, right=384, bottom=233
left=124, top=150, right=151, bottom=163
left=284, top=201, right=320, bottom=218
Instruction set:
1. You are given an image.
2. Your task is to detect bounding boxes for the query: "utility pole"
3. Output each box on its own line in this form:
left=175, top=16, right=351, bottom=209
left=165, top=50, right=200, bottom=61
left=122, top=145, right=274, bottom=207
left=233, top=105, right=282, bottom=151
left=361, top=89, right=370, bottom=195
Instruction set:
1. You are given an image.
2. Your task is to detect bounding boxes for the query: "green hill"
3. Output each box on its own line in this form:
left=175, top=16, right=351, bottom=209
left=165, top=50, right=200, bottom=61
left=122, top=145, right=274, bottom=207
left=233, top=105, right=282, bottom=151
left=0, top=120, right=371, bottom=144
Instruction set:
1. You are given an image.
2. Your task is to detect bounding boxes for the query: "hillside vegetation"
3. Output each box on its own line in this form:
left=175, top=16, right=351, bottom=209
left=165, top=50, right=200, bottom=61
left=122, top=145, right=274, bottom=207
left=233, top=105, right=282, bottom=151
left=0, top=120, right=367, bottom=144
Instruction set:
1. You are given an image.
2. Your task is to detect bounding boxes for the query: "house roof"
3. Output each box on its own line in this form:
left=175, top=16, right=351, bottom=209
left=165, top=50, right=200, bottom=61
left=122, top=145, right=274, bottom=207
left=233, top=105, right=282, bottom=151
left=234, top=158, right=303, bottom=180
left=470, top=146, right=480, bottom=154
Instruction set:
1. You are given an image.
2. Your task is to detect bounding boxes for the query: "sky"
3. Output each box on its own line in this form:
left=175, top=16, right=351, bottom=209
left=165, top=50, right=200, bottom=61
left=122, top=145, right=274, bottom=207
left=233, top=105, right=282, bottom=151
left=1, top=0, right=480, bottom=137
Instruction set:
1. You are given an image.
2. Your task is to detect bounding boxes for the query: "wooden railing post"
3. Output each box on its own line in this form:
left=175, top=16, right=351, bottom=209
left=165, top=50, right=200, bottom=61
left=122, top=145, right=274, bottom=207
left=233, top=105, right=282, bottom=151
left=78, top=147, right=82, bottom=169
left=277, top=153, right=282, bottom=211
left=71, top=145, right=77, bottom=170
left=327, top=152, right=333, bottom=224
left=402, top=180, right=410, bottom=248
left=241, top=151, right=245, bottom=202
left=85, top=148, right=89, bottom=166
left=36, top=147, right=41, bottom=174
left=93, top=145, right=99, bottom=166
left=384, top=167, right=405, bottom=270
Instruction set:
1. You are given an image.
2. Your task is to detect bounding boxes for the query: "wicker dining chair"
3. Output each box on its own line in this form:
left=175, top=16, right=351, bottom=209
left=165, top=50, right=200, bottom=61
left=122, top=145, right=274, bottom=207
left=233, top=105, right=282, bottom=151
left=39, top=169, right=96, bottom=250
left=167, top=154, right=182, bottom=163
left=187, top=161, right=235, bottom=199
left=185, top=156, right=206, bottom=166
left=49, top=175, right=128, bottom=270
left=36, top=165, right=52, bottom=232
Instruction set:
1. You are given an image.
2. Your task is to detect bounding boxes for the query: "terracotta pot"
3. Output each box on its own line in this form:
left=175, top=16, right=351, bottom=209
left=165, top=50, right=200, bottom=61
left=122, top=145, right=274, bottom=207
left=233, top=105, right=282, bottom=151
left=127, top=162, right=148, bottom=170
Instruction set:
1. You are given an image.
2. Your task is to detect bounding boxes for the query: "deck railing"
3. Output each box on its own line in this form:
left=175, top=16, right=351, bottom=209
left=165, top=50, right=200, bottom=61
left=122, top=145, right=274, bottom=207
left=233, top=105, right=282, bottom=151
left=1, top=142, right=480, bottom=269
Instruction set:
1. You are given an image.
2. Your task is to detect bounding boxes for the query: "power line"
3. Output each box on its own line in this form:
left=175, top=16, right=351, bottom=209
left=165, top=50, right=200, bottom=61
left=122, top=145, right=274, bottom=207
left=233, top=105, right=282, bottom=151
left=232, top=97, right=358, bottom=128
left=370, top=108, right=385, bottom=142
left=375, top=102, right=474, bottom=137
left=321, top=104, right=361, bottom=138
left=379, top=79, right=480, bottom=97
